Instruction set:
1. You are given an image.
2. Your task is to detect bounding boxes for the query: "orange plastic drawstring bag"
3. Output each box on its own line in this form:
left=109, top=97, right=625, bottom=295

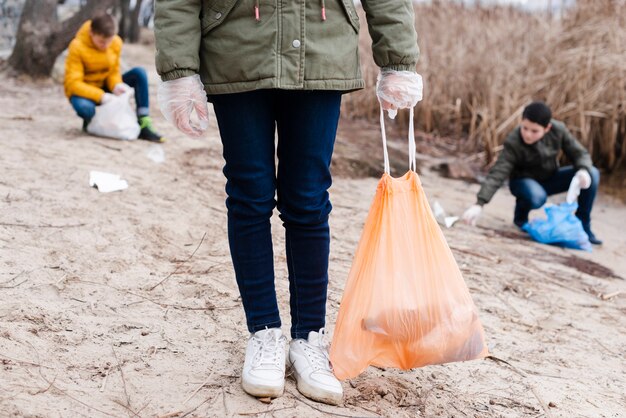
left=330, top=108, right=489, bottom=380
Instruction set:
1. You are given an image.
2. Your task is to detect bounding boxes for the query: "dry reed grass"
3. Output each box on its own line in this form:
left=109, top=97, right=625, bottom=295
left=342, top=0, right=626, bottom=170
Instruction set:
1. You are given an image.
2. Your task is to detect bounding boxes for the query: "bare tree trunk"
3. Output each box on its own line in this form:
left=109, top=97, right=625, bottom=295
left=118, top=0, right=131, bottom=40
left=129, top=0, right=144, bottom=43
left=6, top=0, right=116, bottom=77
left=547, top=0, right=553, bottom=19
left=140, top=0, right=154, bottom=27
left=118, top=0, right=144, bottom=43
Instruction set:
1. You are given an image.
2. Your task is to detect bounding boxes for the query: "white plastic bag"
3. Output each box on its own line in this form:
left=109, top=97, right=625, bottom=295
left=87, top=91, right=140, bottom=141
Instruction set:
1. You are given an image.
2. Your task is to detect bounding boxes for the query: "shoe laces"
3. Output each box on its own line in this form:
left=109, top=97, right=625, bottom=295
left=301, top=328, right=332, bottom=373
left=251, top=330, right=286, bottom=368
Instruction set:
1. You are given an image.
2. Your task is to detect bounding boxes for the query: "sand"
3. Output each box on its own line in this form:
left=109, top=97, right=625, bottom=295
left=1, top=44, right=625, bottom=418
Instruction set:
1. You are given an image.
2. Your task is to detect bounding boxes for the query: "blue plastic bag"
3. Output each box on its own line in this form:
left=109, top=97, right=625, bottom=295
left=522, top=202, right=592, bottom=252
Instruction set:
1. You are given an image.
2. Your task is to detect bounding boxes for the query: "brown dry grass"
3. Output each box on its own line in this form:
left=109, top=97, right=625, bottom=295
left=343, top=0, right=626, bottom=170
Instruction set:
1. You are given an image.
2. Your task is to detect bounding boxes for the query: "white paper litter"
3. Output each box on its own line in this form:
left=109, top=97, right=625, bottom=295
left=433, top=201, right=446, bottom=219
left=432, top=200, right=459, bottom=228
left=146, top=144, right=165, bottom=163
left=89, top=171, right=128, bottom=193
left=444, top=216, right=460, bottom=228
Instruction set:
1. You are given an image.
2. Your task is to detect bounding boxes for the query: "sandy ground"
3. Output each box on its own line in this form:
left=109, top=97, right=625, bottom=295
left=1, top=44, right=625, bottom=418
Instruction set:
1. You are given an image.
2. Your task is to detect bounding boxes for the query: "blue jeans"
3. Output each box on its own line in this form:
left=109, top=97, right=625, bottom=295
left=209, top=89, right=341, bottom=339
left=509, top=166, right=600, bottom=230
left=69, top=67, right=150, bottom=121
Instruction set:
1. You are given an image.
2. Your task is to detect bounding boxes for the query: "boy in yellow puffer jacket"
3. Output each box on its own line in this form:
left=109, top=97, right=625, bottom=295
left=64, top=13, right=164, bottom=142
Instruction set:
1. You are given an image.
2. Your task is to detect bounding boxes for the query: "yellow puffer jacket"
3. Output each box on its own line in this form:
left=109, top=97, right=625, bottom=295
left=64, top=21, right=123, bottom=103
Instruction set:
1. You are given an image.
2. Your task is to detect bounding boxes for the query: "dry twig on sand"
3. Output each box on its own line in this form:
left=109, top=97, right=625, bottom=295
left=111, top=345, right=140, bottom=417
left=183, top=371, right=214, bottom=405
left=487, top=356, right=554, bottom=418
left=286, top=388, right=379, bottom=417
left=148, top=232, right=207, bottom=291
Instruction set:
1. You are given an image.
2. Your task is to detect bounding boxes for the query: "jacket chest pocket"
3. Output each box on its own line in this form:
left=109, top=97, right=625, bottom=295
left=201, top=0, right=237, bottom=34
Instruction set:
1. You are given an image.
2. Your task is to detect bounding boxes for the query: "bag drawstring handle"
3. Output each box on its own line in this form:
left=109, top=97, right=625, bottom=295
left=380, top=107, right=416, bottom=175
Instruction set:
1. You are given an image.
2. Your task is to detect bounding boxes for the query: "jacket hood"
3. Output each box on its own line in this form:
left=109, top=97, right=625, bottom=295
left=76, top=21, right=95, bottom=48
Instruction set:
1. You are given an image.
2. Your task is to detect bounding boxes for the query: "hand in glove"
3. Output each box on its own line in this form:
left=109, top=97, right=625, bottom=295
left=113, top=82, right=131, bottom=95
left=376, top=70, right=423, bottom=119
left=462, top=204, right=482, bottom=226
left=575, top=169, right=592, bottom=189
left=158, top=74, right=209, bottom=138
left=100, top=92, right=115, bottom=104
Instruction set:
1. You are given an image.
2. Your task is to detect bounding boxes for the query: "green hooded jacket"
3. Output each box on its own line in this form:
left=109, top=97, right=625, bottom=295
left=476, top=120, right=594, bottom=205
left=154, top=0, right=419, bottom=94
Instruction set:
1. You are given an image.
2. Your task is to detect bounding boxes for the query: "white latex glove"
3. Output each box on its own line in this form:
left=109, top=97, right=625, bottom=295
left=100, top=92, right=115, bottom=104
left=462, top=204, right=482, bottom=226
left=158, top=74, right=209, bottom=138
left=575, top=169, right=592, bottom=189
left=376, top=70, right=423, bottom=119
left=566, top=176, right=581, bottom=204
left=113, top=82, right=131, bottom=95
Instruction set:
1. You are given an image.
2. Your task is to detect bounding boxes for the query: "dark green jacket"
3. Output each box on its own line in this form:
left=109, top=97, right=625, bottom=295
left=477, top=120, right=593, bottom=205
left=154, top=0, right=419, bottom=94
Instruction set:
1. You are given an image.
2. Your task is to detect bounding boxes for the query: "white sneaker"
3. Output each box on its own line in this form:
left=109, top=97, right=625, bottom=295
left=288, top=328, right=343, bottom=405
left=242, top=328, right=287, bottom=398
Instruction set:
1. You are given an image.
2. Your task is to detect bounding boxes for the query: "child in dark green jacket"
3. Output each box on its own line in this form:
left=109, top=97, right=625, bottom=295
left=462, top=102, right=602, bottom=245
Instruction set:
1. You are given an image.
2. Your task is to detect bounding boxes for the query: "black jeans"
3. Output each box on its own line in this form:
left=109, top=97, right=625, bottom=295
left=210, top=89, right=341, bottom=339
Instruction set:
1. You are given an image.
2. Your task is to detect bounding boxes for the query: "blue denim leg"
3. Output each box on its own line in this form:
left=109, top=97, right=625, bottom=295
left=210, top=89, right=341, bottom=339
left=275, top=90, right=341, bottom=339
left=211, top=90, right=279, bottom=334
left=509, top=178, right=548, bottom=226
left=538, top=166, right=576, bottom=195
left=539, top=165, right=600, bottom=228
left=510, top=166, right=600, bottom=229
left=122, top=67, right=149, bottom=116
left=69, top=96, right=96, bottom=121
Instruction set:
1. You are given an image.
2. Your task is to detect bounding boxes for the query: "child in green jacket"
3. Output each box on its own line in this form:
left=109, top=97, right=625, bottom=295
left=462, top=102, right=601, bottom=245
left=154, top=0, right=423, bottom=405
